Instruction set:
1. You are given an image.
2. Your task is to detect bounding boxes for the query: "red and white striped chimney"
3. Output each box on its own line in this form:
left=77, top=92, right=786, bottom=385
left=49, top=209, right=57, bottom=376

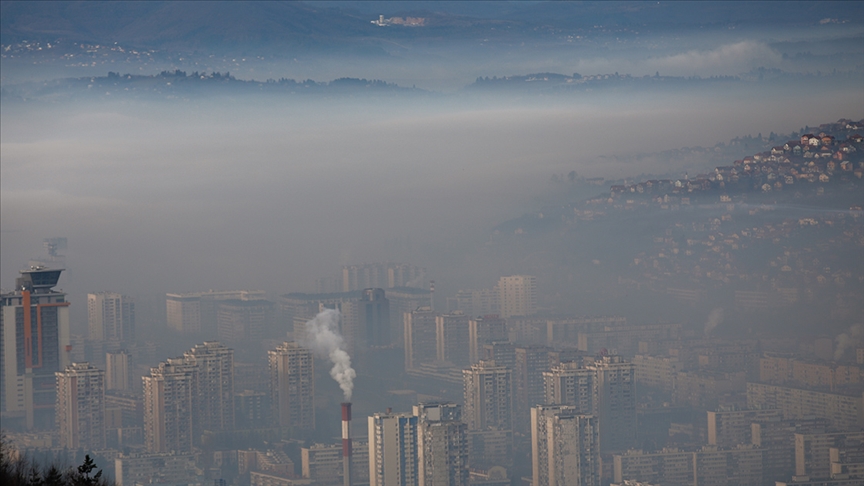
left=341, top=402, right=352, bottom=486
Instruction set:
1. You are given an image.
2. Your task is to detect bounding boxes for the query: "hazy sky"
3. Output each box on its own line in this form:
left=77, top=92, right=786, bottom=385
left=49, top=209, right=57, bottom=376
left=1, top=8, right=862, bottom=331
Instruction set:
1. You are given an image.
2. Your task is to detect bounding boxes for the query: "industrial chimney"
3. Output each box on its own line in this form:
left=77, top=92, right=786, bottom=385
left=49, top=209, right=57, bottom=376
left=342, top=402, right=352, bottom=486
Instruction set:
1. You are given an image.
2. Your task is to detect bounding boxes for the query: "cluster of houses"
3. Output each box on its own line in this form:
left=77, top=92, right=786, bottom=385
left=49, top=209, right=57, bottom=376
left=611, top=128, right=863, bottom=198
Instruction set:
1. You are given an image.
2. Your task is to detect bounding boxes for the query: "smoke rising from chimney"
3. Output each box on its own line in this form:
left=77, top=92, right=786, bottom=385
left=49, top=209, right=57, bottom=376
left=301, top=308, right=356, bottom=400
left=834, top=324, right=863, bottom=361
left=704, top=307, right=724, bottom=336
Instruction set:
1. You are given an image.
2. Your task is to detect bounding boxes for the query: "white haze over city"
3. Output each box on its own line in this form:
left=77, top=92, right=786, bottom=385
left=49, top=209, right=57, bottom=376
left=1, top=17, right=863, bottom=332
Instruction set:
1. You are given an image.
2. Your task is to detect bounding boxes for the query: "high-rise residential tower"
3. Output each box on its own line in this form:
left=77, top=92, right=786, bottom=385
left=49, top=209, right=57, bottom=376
left=405, top=307, right=438, bottom=371
left=415, top=403, right=469, bottom=486
left=269, top=341, right=315, bottom=430
left=437, top=311, right=471, bottom=368
left=531, top=405, right=599, bottom=486
left=468, top=316, right=508, bottom=364
left=185, top=341, right=235, bottom=433
left=463, top=361, right=513, bottom=431
left=88, top=292, right=135, bottom=343
left=547, top=412, right=599, bottom=486
left=589, top=356, right=636, bottom=452
left=543, top=361, right=595, bottom=413
left=56, top=362, right=106, bottom=450
left=496, top=276, right=536, bottom=318
left=1, top=265, right=71, bottom=429
left=106, top=349, right=132, bottom=392
left=143, top=358, right=195, bottom=453
left=361, top=288, right=391, bottom=348
left=514, top=345, right=554, bottom=433
left=368, top=411, right=420, bottom=486
left=142, top=341, right=235, bottom=452
left=463, top=360, right=513, bottom=468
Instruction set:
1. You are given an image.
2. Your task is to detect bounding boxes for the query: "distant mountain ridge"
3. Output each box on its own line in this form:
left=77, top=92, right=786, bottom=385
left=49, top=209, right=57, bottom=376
left=3, top=1, right=861, bottom=54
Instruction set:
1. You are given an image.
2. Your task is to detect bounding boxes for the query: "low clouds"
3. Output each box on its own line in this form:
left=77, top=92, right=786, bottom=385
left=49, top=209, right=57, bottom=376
left=650, top=41, right=783, bottom=75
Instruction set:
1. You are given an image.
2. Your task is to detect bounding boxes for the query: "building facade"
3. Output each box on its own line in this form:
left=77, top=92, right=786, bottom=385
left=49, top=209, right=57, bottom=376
left=56, top=361, right=106, bottom=450
left=185, top=341, right=235, bottom=433
left=405, top=307, right=439, bottom=371
left=269, top=341, right=315, bottom=430
left=496, top=276, right=537, bottom=318
left=368, top=411, right=420, bottom=486
left=1, top=266, right=71, bottom=429
left=87, top=292, right=135, bottom=343
left=143, top=358, right=195, bottom=453
left=468, top=316, right=507, bottom=365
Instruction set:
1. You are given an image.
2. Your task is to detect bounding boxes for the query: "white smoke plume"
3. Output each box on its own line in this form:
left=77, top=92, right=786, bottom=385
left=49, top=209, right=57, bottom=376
left=704, top=308, right=724, bottom=336
left=301, top=308, right=356, bottom=401
left=834, top=324, right=864, bottom=361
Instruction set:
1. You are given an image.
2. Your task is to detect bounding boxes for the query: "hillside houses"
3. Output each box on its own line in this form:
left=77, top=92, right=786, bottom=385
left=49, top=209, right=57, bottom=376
left=609, top=125, right=864, bottom=200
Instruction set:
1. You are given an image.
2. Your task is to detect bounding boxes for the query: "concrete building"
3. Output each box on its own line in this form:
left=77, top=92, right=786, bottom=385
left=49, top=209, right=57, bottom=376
left=468, top=316, right=507, bottom=364
left=114, top=452, right=197, bottom=486
left=368, top=411, right=420, bottom=486
left=331, top=289, right=393, bottom=362
left=632, top=354, right=681, bottom=392
left=463, top=360, right=513, bottom=469
left=693, top=445, right=762, bottom=486
left=437, top=311, right=471, bottom=368
left=759, top=355, right=864, bottom=389
left=545, top=316, right=627, bottom=348
left=143, top=358, right=195, bottom=453
left=463, top=361, right=513, bottom=432
left=342, top=263, right=424, bottom=292
left=545, top=412, right=600, bottom=486
left=55, top=362, right=105, bottom=450
left=532, top=405, right=576, bottom=486
left=613, top=446, right=762, bottom=486
left=405, top=307, right=438, bottom=371
left=367, top=403, right=467, bottom=486
left=269, top=341, right=315, bottom=430
left=543, top=361, right=595, bottom=413
left=706, top=407, right=783, bottom=448
left=455, top=289, right=499, bottom=317
left=415, top=402, right=469, bottom=486
left=795, top=431, right=864, bottom=479
left=185, top=341, right=235, bottom=433
left=165, top=292, right=201, bottom=334
left=496, top=276, right=536, bottom=318
left=361, top=288, right=391, bottom=348
left=281, top=291, right=362, bottom=344
left=542, top=357, right=636, bottom=453
left=1, top=266, right=71, bottom=429
left=239, top=449, right=296, bottom=480
left=217, top=298, right=274, bottom=344
left=612, top=449, right=694, bottom=486
left=385, top=287, right=433, bottom=346
left=143, top=341, right=234, bottom=452
left=482, top=342, right=516, bottom=371
left=301, top=441, right=369, bottom=485
left=747, top=382, right=864, bottom=429
left=514, top=345, right=554, bottom=433
left=674, top=370, right=746, bottom=410
left=105, top=349, right=132, bottom=392
left=589, top=356, right=637, bottom=452
left=235, top=389, right=269, bottom=429
left=167, top=290, right=267, bottom=335
left=88, top=292, right=135, bottom=343
left=751, top=416, right=830, bottom=485
left=577, top=323, right=681, bottom=356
